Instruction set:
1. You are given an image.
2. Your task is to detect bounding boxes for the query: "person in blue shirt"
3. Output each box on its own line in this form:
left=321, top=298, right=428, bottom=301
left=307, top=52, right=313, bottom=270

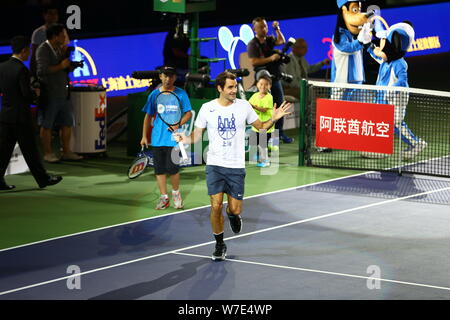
left=141, top=66, right=192, bottom=210
left=368, top=21, right=427, bottom=160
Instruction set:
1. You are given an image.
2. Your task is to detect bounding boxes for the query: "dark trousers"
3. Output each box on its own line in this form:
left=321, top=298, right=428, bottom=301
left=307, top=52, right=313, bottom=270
left=0, top=122, right=48, bottom=185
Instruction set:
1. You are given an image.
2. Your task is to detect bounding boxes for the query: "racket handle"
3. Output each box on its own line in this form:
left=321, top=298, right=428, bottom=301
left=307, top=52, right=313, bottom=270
left=178, top=141, right=188, bottom=161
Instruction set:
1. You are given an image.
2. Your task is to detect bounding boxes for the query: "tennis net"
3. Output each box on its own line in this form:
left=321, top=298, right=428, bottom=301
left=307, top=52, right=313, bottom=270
left=300, top=80, right=450, bottom=178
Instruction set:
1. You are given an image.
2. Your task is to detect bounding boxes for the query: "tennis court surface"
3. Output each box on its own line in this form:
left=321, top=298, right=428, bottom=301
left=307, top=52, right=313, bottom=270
left=1, top=171, right=450, bottom=300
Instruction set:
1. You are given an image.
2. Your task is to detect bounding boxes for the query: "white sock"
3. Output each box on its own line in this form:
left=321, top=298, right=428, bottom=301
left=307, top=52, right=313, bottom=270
left=172, top=189, right=179, bottom=194
left=161, top=194, right=168, bottom=199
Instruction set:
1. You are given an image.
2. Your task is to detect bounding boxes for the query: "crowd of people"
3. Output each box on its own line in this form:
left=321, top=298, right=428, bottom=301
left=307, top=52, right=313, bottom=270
left=1, top=5, right=84, bottom=190
left=139, top=14, right=330, bottom=260
left=4, top=2, right=399, bottom=262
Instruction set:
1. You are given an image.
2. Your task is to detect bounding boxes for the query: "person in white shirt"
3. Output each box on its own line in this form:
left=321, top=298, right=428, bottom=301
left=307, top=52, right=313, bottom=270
left=175, top=71, right=292, bottom=261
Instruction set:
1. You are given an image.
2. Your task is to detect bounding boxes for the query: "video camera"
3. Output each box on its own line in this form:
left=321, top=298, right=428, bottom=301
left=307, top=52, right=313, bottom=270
left=272, top=37, right=296, bottom=65
left=225, top=68, right=250, bottom=78
left=256, top=37, right=296, bottom=81
left=255, top=69, right=293, bottom=83
left=65, top=46, right=84, bottom=70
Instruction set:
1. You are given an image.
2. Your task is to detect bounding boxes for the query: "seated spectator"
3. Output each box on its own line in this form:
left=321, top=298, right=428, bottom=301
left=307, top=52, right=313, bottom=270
left=281, top=38, right=330, bottom=100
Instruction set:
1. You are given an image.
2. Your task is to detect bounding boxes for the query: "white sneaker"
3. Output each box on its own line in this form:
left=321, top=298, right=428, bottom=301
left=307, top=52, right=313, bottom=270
left=402, top=140, right=427, bottom=160
left=62, top=151, right=83, bottom=161
left=172, top=191, right=183, bottom=209
left=256, top=160, right=270, bottom=167
left=155, top=196, right=170, bottom=210
left=44, top=154, right=60, bottom=163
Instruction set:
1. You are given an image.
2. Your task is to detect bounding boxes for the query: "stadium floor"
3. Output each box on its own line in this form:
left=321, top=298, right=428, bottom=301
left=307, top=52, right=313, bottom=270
left=0, top=130, right=360, bottom=250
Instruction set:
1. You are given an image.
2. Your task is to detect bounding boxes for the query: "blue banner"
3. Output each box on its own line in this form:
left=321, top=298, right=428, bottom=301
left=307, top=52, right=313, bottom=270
left=0, top=2, right=448, bottom=97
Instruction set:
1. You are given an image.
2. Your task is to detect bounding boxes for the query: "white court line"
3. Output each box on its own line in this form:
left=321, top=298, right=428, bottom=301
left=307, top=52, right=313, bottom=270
left=1, top=185, right=449, bottom=297
left=0, top=171, right=373, bottom=253
left=173, top=252, right=450, bottom=292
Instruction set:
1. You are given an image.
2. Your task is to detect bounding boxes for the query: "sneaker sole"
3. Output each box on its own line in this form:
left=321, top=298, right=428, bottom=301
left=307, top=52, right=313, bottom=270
left=211, top=252, right=227, bottom=261
left=229, top=215, right=242, bottom=234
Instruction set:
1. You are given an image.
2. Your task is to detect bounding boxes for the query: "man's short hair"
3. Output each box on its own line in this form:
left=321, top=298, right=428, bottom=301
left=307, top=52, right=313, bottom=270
left=215, top=71, right=236, bottom=91
left=46, top=23, right=65, bottom=40
left=252, top=17, right=266, bottom=27
left=11, top=36, right=30, bottom=54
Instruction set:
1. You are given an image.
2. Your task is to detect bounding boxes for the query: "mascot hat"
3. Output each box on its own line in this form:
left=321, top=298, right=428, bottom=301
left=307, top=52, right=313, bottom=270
left=337, top=0, right=365, bottom=8
left=376, top=22, right=415, bottom=52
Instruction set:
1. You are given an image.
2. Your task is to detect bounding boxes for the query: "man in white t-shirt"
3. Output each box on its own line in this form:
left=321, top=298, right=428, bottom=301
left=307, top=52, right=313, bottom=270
left=175, top=71, right=292, bottom=261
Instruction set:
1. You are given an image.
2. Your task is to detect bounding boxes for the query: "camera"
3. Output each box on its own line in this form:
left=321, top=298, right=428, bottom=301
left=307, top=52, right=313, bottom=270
left=70, top=60, right=84, bottom=69
left=256, top=37, right=296, bottom=81
left=255, top=67, right=293, bottom=84
left=30, top=77, right=41, bottom=105
left=272, top=37, right=296, bottom=65
left=279, top=72, right=293, bottom=83
left=65, top=46, right=84, bottom=70
left=225, top=68, right=250, bottom=78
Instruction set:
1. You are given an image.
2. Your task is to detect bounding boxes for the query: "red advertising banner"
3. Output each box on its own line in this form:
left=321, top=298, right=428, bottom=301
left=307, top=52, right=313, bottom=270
left=316, top=99, right=395, bottom=154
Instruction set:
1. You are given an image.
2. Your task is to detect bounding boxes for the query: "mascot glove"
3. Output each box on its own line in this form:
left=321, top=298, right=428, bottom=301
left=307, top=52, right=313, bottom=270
left=357, top=22, right=373, bottom=44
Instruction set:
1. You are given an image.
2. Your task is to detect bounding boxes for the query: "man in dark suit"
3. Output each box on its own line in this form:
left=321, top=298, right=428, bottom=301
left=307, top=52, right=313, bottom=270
left=0, top=36, right=62, bottom=190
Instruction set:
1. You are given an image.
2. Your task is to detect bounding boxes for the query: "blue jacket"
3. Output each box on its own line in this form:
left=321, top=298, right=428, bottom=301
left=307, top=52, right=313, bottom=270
left=376, top=58, right=408, bottom=88
left=331, top=28, right=365, bottom=84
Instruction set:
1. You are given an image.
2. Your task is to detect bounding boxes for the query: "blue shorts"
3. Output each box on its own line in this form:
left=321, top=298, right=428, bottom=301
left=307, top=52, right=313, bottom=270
left=38, top=98, right=74, bottom=129
left=205, top=165, right=246, bottom=200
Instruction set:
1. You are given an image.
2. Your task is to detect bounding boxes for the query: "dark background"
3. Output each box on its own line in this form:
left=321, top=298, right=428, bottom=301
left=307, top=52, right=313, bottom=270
left=0, top=0, right=448, bottom=42
left=0, top=0, right=448, bottom=90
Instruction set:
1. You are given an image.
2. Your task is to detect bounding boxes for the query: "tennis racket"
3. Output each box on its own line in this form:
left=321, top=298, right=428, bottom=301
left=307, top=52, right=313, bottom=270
left=127, top=146, right=150, bottom=179
left=155, top=90, right=188, bottom=161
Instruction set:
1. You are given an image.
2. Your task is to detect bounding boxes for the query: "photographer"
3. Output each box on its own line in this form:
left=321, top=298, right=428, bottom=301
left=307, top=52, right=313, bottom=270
left=36, top=23, right=82, bottom=162
left=247, top=17, right=293, bottom=144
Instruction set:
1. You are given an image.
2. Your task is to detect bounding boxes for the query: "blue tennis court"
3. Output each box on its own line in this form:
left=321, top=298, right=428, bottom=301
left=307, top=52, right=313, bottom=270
left=1, top=171, right=450, bottom=300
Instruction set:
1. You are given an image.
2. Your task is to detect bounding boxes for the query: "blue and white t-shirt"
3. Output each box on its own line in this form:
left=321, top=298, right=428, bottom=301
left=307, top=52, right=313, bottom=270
left=195, top=98, right=259, bottom=169
left=142, top=87, right=192, bottom=147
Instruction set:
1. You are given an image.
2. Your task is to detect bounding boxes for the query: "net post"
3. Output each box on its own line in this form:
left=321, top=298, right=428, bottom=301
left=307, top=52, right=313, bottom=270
left=298, top=78, right=307, bottom=166
left=398, top=119, right=402, bottom=176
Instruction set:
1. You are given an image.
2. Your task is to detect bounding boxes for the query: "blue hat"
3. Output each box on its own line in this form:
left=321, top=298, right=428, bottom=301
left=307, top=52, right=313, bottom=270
left=376, top=22, right=415, bottom=52
left=337, top=0, right=365, bottom=8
